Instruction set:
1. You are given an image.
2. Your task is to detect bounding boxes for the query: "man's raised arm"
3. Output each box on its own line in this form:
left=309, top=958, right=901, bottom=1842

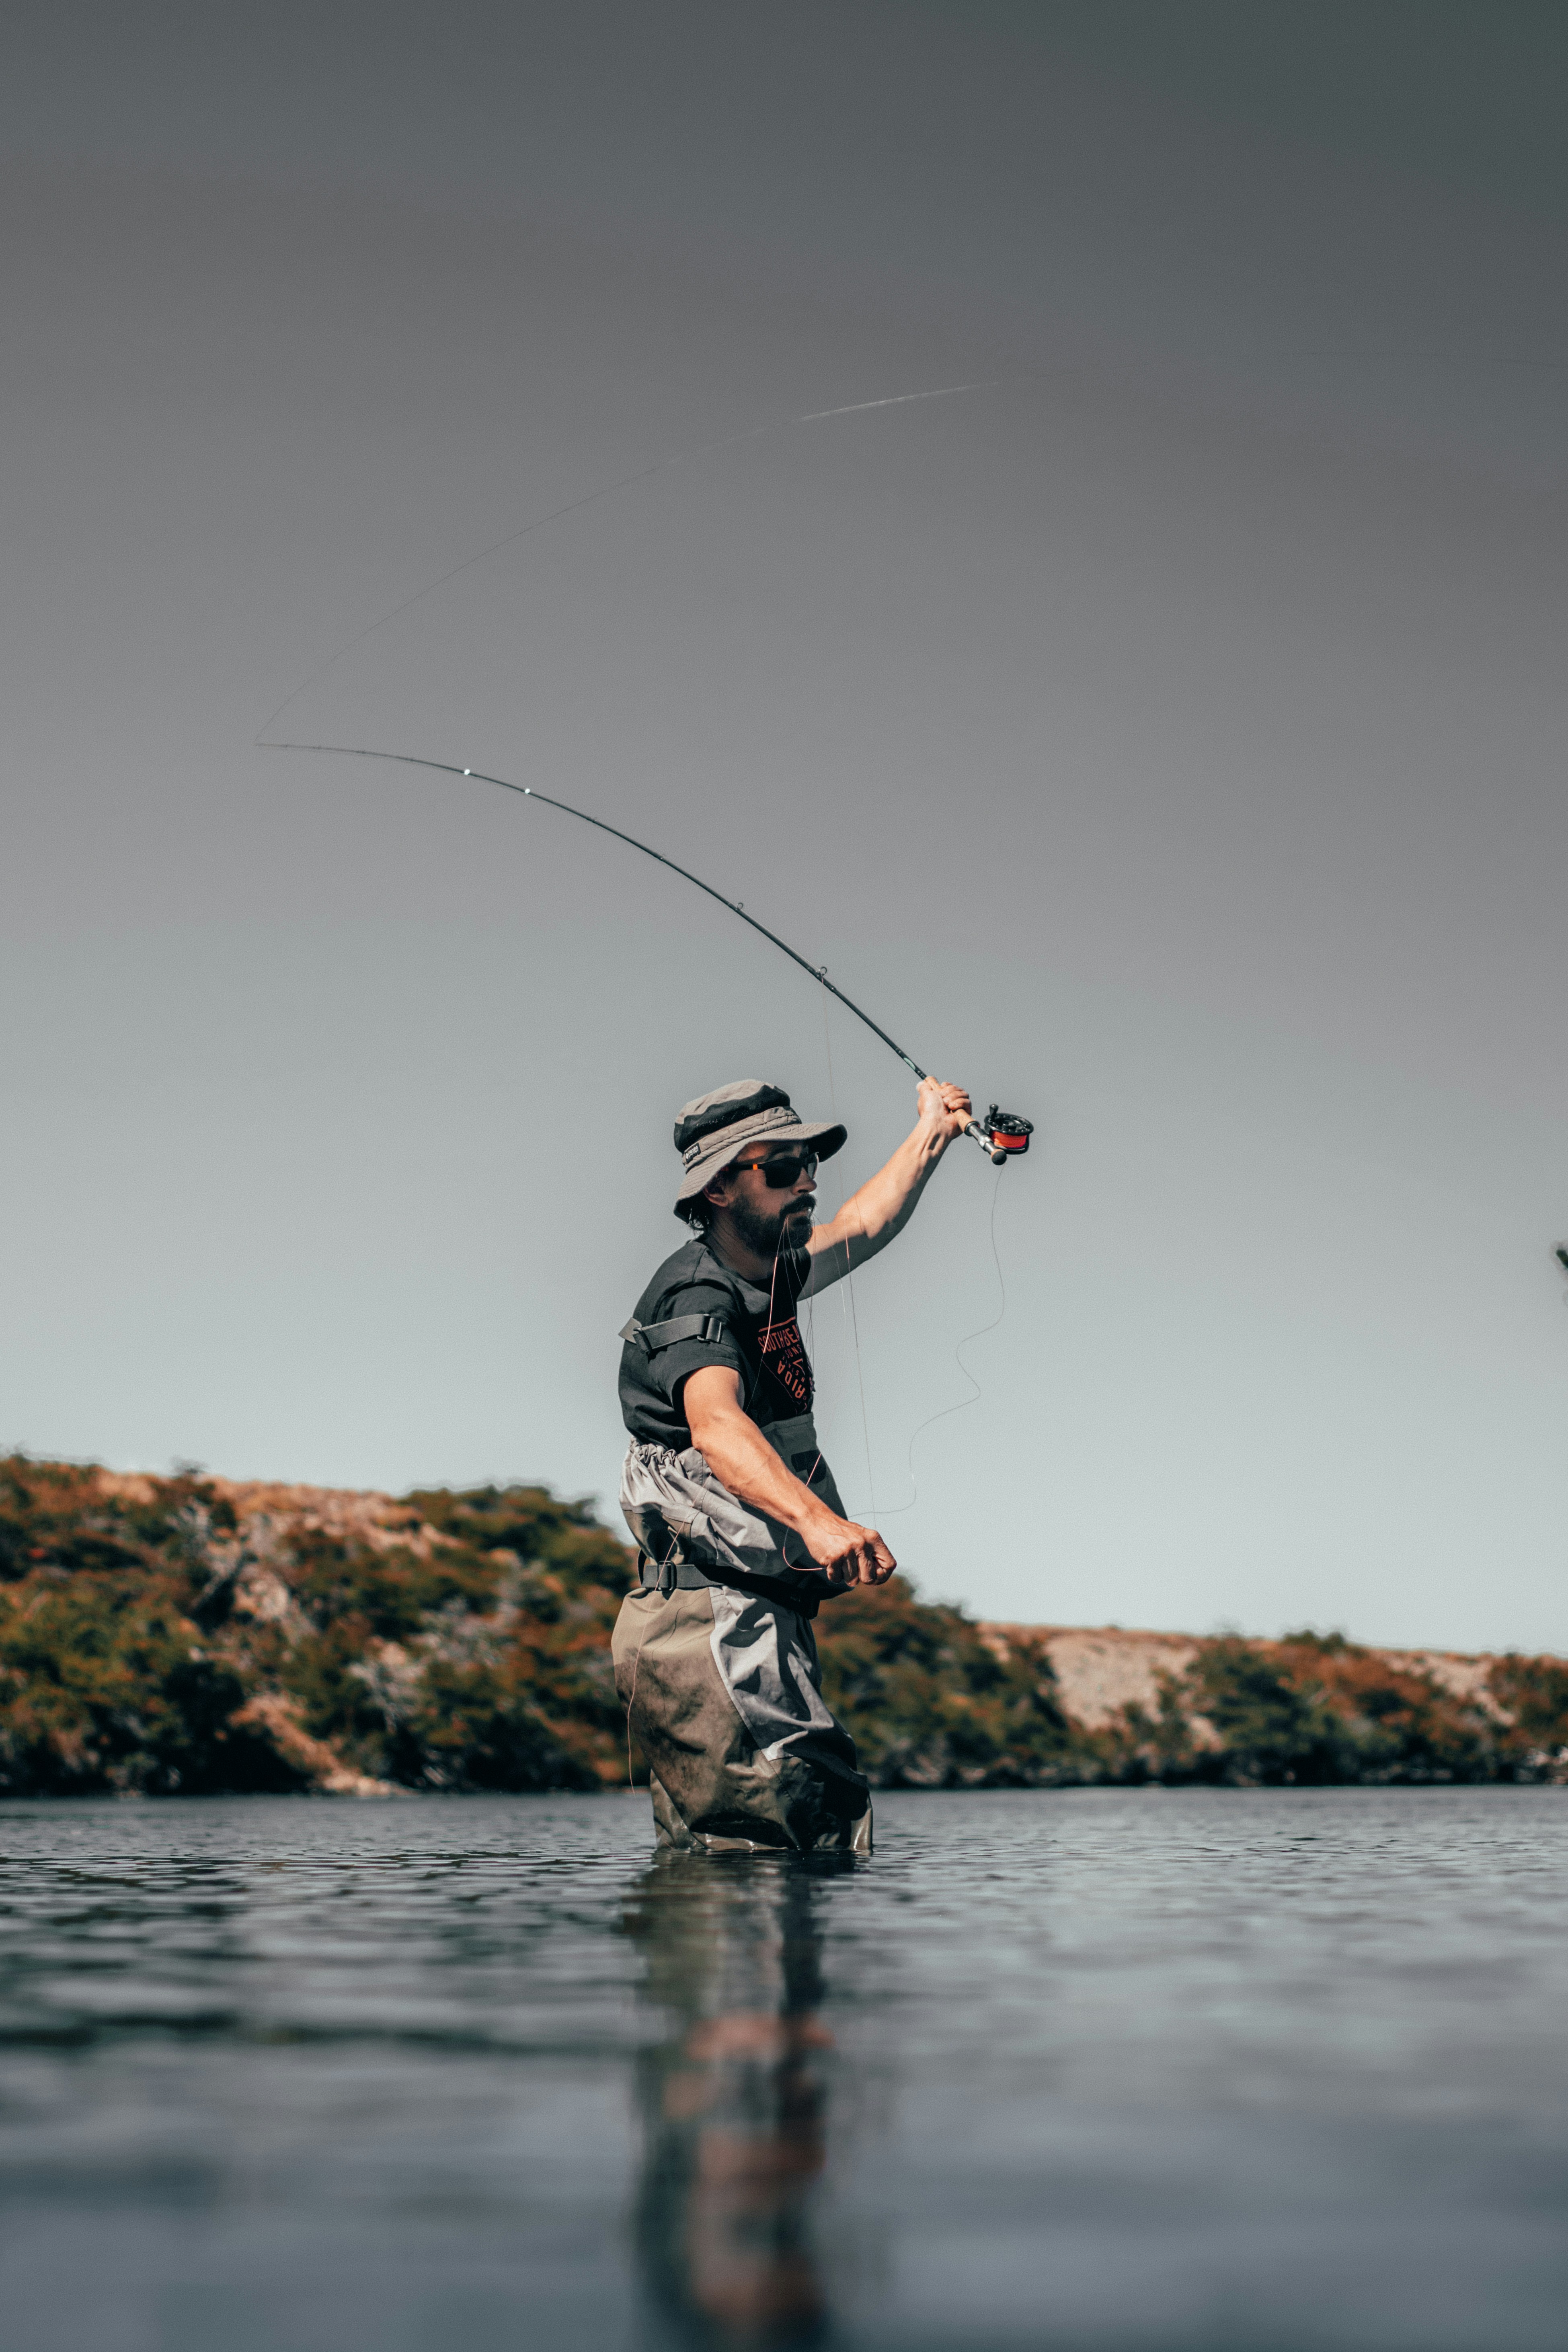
left=804, top=1077, right=971, bottom=1292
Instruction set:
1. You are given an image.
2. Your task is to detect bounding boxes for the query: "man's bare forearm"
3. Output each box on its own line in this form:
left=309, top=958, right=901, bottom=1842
left=686, top=1397, right=831, bottom=1535
left=809, top=1121, right=946, bottom=1281
left=844, top=1123, right=946, bottom=1247
left=680, top=1365, right=896, bottom=1586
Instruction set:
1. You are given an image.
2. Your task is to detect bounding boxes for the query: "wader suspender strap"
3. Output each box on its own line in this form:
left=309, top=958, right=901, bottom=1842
left=619, top=1311, right=729, bottom=1353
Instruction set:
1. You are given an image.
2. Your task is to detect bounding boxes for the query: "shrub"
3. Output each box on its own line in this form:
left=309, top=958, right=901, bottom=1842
left=0, top=1569, right=302, bottom=1794
left=1489, top=1654, right=1568, bottom=1780
left=2, top=1454, right=1564, bottom=1798
left=816, top=1579, right=1078, bottom=1787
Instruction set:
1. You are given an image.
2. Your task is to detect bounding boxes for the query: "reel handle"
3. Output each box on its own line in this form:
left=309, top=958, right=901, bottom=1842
left=963, top=1107, right=1034, bottom=1165
left=963, top=1121, right=1008, bottom=1165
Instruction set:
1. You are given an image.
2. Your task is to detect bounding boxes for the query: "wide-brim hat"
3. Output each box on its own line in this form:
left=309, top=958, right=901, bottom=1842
left=673, top=1080, right=846, bottom=1210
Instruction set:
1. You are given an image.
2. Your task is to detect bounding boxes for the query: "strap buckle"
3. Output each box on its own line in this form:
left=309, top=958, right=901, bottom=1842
left=619, top=1311, right=729, bottom=1354
left=638, top=1548, right=680, bottom=1598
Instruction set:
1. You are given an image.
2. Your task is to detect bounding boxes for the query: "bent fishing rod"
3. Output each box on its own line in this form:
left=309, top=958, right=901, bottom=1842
left=265, top=742, right=1034, bottom=1165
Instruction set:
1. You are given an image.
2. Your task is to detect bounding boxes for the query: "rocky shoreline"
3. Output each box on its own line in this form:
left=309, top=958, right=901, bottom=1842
left=2, top=1457, right=1564, bottom=1796
left=988, top=1620, right=1504, bottom=1735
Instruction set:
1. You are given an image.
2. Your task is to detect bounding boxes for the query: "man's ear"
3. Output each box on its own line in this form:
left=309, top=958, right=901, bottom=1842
left=701, top=1170, right=732, bottom=1214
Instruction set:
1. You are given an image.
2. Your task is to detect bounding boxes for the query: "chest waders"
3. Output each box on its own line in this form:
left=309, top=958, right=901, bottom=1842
left=612, top=1306, right=872, bottom=1853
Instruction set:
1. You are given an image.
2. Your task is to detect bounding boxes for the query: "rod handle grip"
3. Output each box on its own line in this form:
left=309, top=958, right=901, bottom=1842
left=962, top=1121, right=1008, bottom=1164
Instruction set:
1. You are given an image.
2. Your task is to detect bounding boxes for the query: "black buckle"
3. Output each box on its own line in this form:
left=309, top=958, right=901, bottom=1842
left=619, top=1311, right=729, bottom=1355
left=640, top=1548, right=679, bottom=1598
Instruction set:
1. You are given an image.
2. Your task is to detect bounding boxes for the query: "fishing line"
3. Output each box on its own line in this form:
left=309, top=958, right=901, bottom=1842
left=256, top=381, right=997, bottom=747
left=259, top=368, right=1033, bottom=1163
left=262, top=372, right=1033, bottom=1547
left=260, top=741, right=1027, bottom=1166
left=818, top=980, right=878, bottom=1530
left=874, top=1169, right=1008, bottom=1520
left=259, top=348, right=1529, bottom=749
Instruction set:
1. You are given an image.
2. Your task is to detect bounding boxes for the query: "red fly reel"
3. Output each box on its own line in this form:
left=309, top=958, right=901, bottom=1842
left=983, top=1105, right=1033, bottom=1164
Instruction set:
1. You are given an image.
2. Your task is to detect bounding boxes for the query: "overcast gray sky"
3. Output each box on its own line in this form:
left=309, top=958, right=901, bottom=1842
left=3, top=3, right=1565, bottom=1650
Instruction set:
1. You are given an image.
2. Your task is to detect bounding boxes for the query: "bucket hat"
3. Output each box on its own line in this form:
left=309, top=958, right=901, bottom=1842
left=673, top=1080, right=846, bottom=1211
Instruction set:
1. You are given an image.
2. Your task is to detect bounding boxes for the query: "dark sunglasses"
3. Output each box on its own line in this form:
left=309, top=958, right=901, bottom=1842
left=735, top=1149, right=818, bottom=1189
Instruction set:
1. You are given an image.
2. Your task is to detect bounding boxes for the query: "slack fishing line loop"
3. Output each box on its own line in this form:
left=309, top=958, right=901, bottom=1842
left=263, top=741, right=1034, bottom=1166
left=875, top=1168, right=1008, bottom=1522
left=817, top=978, right=878, bottom=1529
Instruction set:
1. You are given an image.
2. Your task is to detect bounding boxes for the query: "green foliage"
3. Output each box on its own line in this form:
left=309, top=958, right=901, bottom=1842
left=1099, top=1630, right=1502, bottom=1786
left=404, top=1658, right=599, bottom=1792
left=1185, top=1638, right=1359, bottom=1785
left=1489, top=1653, right=1568, bottom=1778
left=404, top=1482, right=633, bottom=1586
left=0, top=1453, right=632, bottom=1796
left=0, top=1455, right=229, bottom=1587
left=0, top=1455, right=293, bottom=1793
left=267, top=1492, right=630, bottom=1791
left=815, top=1578, right=1076, bottom=1787
left=0, top=1574, right=300, bottom=1797
left=1099, top=1669, right=1209, bottom=1784
left=1272, top=1635, right=1496, bottom=1783
left=1, top=1454, right=1564, bottom=1797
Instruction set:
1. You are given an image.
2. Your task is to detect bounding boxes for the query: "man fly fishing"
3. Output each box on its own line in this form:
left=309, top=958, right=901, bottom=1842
left=614, top=1073, right=973, bottom=1853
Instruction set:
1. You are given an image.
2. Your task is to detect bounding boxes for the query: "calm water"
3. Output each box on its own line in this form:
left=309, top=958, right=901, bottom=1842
left=0, top=1789, right=1564, bottom=2351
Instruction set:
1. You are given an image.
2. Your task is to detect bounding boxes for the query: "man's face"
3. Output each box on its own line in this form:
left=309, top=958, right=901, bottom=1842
left=716, top=1147, right=818, bottom=1259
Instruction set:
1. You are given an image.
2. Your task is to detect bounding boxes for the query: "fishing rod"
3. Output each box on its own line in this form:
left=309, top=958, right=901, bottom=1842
left=265, top=742, right=1034, bottom=1165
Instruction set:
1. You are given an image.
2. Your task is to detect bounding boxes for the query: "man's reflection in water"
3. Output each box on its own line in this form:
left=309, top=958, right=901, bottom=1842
left=624, top=1852, right=851, bottom=2350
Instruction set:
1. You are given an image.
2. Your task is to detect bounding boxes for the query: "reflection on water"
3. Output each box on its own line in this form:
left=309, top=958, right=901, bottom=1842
left=626, top=1856, right=846, bottom=2348
left=0, top=1788, right=1566, bottom=2351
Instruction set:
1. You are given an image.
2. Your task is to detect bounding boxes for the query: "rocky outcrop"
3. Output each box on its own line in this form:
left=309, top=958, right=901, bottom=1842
left=981, top=1624, right=1202, bottom=1728
left=972, top=1621, right=1568, bottom=1788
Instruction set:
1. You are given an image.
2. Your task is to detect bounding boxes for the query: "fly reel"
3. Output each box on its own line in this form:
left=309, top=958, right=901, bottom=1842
left=979, top=1105, right=1033, bottom=1166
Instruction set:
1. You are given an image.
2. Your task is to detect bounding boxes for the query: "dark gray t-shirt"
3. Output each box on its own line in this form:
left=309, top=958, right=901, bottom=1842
left=619, top=1237, right=814, bottom=1449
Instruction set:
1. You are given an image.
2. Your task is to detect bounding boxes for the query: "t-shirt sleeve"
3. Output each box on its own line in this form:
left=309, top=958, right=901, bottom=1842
left=641, top=1277, right=747, bottom=1413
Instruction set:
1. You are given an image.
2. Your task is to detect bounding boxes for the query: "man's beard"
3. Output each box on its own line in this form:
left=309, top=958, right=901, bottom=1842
left=729, top=1194, right=812, bottom=1261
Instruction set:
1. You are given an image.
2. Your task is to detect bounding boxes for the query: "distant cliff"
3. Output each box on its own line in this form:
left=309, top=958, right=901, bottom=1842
left=2, top=1455, right=1564, bottom=1796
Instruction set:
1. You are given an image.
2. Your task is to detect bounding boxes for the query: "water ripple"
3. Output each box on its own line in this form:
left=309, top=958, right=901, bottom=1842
left=0, top=1788, right=1565, bottom=2349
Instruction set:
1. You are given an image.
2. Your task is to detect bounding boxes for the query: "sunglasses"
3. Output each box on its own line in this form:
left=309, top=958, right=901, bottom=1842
left=735, top=1150, right=818, bottom=1189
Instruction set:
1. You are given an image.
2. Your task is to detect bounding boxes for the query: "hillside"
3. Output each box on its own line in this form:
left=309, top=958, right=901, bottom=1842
left=2, top=1456, right=1564, bottom=1796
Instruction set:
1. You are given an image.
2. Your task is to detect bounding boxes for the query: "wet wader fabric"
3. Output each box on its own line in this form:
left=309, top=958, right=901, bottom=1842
left=616, top=1238, right=868, bottom=1852
left=612, top=1585, right=871, bottom=1854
